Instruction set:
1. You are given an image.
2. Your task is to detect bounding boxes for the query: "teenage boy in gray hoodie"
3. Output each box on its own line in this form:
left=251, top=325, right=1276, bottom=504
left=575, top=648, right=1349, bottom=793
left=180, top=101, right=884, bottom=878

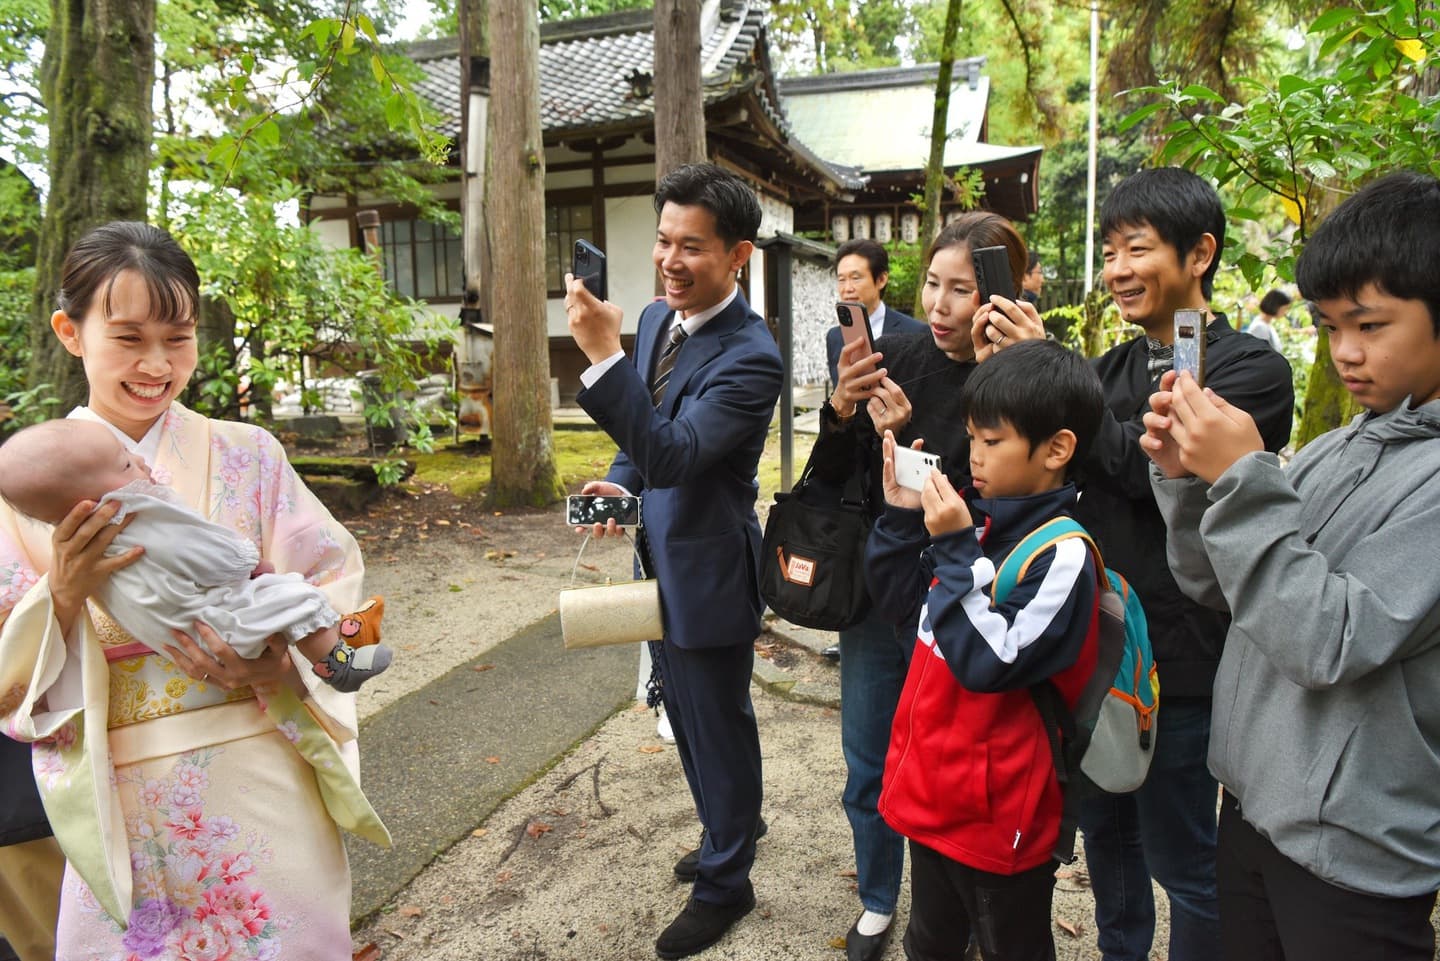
left=1141, top=170, right=1440, bottom=961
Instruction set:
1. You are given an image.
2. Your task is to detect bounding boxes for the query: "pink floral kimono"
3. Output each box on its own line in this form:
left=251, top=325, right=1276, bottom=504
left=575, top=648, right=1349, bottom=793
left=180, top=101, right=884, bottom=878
left=0, top=404, right=389, bottom=960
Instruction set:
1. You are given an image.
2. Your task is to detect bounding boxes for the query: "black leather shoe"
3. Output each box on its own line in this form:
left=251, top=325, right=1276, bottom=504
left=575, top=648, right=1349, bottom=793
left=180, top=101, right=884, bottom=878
left=822, top=643, right=841, bottom=661
left=655, top=883, right=756, bottom=959
left=845, top=915, right=893, bottom=961
left=673, top=817, right=768, bottom=882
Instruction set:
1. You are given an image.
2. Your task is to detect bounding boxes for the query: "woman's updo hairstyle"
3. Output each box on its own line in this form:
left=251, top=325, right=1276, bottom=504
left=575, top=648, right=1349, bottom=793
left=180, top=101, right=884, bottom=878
left=924, top=212, right=1028, bottom=297
left=58, top=221, right=200, bottom=327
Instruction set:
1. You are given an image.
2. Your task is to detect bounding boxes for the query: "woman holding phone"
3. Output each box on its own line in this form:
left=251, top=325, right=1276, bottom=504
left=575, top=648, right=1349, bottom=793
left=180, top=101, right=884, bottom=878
left=805, top=212, right=1042, bottom=961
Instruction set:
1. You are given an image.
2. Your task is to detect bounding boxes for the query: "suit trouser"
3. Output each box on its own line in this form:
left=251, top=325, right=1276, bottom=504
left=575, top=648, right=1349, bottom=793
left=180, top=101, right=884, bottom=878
left=0, top=835, right=64, bottom=961
left=657, top=639, right=763, bottom=905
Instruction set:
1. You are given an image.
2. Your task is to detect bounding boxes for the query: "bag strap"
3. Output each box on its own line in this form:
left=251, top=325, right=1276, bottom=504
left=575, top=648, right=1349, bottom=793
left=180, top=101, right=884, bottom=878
left=567, top=532, right=646, bottom=588
left=993, top=517, right=1104, bottom=604
left=991, top=515, right=1104, bottom=865
left=790, top=433, right=871, bottom=512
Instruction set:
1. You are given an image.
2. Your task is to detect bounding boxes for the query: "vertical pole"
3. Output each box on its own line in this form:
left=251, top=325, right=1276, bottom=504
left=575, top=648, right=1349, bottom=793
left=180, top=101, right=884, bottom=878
left=1084, top=0, right=1099, bottom=296
left=775, top=242, right=794, bottom=493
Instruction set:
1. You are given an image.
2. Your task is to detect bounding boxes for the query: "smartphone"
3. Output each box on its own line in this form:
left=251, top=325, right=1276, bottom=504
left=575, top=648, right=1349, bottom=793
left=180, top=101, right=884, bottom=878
left=835, top=301, right=876, bottom=355
left=972, top=245, right=1016, bottom=304
left=1173, top=309, right=1208, bottom=387
left=892, top=445, right=941, bottom=492
left=573, top=239, right=607, bottom=301
left=566, top=494, right=639, bottom=528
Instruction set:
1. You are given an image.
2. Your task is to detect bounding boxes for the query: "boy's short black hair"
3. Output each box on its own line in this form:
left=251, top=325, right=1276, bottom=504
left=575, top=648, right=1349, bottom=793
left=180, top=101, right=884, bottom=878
left=654, top=162, right=762, bottom=248
left=1259, top=289, right=1292, bottom=317
left=1295, top=171, right=1440, bottom=336
left=963, top=340, right=1104, bottom=471
left=1100, top=167, right=1226, bottom=299
left=836, top=238, right=889, bottom=282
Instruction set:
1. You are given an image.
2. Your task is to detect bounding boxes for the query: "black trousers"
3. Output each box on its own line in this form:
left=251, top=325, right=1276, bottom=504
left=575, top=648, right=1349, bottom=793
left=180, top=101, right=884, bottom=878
left=657, top=639, right=763, bottom=906
left=904, top=840, right=1057, bottom=961
left=1217, top=792, right=1438, bottom=961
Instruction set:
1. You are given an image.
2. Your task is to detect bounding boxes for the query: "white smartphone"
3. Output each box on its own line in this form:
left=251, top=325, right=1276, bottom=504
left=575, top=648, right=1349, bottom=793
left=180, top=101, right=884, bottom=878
left=1173, top=308, right=1207, bottom=387
left=566, top=494, right=640, bottom=528
left=892, top=445, right=941, bottom=492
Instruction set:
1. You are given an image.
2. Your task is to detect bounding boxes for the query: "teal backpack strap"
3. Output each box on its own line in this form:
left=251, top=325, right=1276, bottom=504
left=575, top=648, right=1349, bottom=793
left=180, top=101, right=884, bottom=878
left=993, top=517, right=1095, bottom=604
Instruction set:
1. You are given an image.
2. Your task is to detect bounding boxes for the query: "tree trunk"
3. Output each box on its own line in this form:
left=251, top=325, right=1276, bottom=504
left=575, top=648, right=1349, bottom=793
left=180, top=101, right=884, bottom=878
left=29, top=0, right=155, bottom=412
left=653, top=0, right=706, bottom=177
left=1294, top=329, right=1357, bottom=448
left=915, top=0, right=962, bottom=316
left=487, top=0, right=561, bottom=507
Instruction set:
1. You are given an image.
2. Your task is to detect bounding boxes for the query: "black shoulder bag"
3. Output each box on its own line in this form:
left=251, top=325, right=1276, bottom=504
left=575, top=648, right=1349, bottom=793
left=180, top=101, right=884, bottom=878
left=759, top=447, right=873, bottom=631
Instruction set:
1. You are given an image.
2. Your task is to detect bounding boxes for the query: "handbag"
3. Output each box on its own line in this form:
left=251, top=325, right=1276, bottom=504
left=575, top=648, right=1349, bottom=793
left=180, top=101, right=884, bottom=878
left=759, top=446, right=873, bottom=631
left=559, top=533, right=664, bottom=649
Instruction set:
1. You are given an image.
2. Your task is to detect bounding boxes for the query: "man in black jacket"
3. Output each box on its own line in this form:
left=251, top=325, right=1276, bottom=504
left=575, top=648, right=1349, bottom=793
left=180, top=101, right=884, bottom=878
left=992, top=167, right=1293, bottom=961
left=0, top=735, right=64, bottom=961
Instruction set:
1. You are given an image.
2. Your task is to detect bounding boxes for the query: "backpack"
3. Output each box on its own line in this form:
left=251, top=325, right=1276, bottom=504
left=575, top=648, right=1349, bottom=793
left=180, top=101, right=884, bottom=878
left=992, top=516, right=1160, bottom=862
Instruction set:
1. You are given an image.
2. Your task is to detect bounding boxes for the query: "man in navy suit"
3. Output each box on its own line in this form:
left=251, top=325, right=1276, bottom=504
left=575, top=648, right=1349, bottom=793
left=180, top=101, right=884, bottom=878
left=566, top=162, right=782, bottom=960
left=825, top=238, right=927, bottom=389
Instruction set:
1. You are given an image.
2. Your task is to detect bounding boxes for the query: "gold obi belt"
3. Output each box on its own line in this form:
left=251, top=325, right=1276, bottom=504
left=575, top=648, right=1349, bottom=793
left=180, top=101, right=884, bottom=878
left=92, top=603, right=254, bottom=729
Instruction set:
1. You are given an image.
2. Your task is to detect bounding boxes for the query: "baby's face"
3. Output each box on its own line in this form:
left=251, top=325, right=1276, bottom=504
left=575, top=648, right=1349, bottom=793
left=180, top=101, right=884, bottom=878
left=91, top=435, right=154, bottom=492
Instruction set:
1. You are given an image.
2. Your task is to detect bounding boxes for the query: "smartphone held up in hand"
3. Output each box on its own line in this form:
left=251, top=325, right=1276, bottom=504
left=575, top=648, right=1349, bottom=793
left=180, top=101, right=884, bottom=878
left=566, top=494, right=640, bottom=529
left=573, top=239, right=607, bottom=301
left=892, top=446, right=941, bottom=492
left=1172, top=308, right=1207, bottom=387
left=972, top=245, right=1016, bottom=304
left=835, top=301, right=876, bottom=355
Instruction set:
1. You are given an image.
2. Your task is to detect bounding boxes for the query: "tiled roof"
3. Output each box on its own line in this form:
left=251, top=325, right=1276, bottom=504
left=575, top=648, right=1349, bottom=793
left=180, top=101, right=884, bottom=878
left=403, top=0, right=864, bottom=191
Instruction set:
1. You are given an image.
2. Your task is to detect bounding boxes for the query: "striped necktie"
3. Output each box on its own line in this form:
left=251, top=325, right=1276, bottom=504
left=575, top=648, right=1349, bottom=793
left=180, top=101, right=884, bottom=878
left=650, top=323, right=688, bottom=408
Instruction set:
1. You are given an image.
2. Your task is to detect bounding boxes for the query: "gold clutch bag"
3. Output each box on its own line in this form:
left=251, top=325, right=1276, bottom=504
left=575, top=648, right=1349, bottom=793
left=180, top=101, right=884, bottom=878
left=559, top=534, right=664, bottom=649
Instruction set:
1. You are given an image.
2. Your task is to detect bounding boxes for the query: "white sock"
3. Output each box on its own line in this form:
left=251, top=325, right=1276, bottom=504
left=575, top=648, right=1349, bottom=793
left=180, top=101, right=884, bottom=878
left=856, top=910, right=892, bottom=937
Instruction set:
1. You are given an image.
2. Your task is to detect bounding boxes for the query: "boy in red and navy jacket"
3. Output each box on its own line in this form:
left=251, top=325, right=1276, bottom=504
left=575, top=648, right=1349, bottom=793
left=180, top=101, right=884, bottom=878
left=866, top=339, right=1106, bottom=961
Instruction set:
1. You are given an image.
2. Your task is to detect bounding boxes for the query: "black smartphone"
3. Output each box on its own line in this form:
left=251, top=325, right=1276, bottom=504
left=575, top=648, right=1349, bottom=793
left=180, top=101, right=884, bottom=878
left=1173, top=309, right=1207, bottom=387
left=566, top=494, right=640, bottom=528
left=573, top=239, right=607, bottom=301
left=972, top=245, right=1016, bottom=303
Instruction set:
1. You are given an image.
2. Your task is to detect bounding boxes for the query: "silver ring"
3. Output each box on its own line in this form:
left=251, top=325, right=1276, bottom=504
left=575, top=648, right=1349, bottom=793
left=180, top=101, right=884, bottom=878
left=996, top=332, right=1007, bottom=346
left=200, top=673, right=209, bottom=682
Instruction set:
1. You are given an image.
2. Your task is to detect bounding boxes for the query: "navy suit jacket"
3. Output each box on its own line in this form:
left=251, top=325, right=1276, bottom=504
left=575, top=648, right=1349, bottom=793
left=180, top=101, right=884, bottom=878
left=578, top=290, right=783, bottom=650
left=825, top=304, right=926, bottom=387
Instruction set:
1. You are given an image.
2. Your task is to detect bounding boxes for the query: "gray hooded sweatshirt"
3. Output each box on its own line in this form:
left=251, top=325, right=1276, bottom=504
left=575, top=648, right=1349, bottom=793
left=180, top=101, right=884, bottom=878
left=1152, top=398, right=1440, bottom=898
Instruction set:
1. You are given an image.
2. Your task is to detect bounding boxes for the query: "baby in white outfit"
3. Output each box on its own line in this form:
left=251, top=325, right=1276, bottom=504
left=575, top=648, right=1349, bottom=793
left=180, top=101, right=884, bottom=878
left=0, top=419, right=391, bottom=692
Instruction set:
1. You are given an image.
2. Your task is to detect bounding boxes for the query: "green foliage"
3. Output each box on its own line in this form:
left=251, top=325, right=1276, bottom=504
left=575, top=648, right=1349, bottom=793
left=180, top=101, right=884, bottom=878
left=884, top=244, right=922, bottom=315
left=769, top=0, right=919, bottom=73
left=168, top=182, right=458, bottom=473
left=0, top=268, right=57, bottom=434
left=1128, top=1, right=1440, bottom=290
left=0, top=0, right=48, bottom=170
left=0, top=162, right=40, bottom=271
left=203, top=12, right=449, bottom=180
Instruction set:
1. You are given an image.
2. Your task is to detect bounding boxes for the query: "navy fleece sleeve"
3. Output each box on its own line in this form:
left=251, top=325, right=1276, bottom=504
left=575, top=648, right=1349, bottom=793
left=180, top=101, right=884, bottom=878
left=923, top=531, right=1098, bottom=693
left=864, top=504, right=933, bottom=631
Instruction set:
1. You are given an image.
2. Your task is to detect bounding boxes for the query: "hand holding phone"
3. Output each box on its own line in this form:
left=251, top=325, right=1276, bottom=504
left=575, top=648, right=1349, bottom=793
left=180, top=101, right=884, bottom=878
left=972, top=245, right=1017, bottom=304
left=892, top=444, right=941, bottom=492
left=573, top=239, right=607, bottom=302
left=567, top=494, right=639, bottom=529
left=1172, top=308, right=1207, bottom=387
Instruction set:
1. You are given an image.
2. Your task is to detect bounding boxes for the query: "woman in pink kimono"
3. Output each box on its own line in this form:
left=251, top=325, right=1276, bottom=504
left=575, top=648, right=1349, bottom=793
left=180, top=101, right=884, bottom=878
left=0, top=222, right=389, bottom=960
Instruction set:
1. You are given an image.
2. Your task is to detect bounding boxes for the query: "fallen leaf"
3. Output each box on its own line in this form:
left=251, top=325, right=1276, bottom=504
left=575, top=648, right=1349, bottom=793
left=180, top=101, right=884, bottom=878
left=399, top=905, right=424, bottom=918
left=471, top=664, right=496, bottom=673
left=1056, top=918, right=1083, bottom=938
left=837, top=869, right=858, bottom=878
left=448, top=584, right=463, bottom=592
left=638, top=745, right=665, bottom=754
left=829, top=936, right=848, bottom=950
left=471, top=828, right=489, bottom=838
left=495, top=870, right=512, bottom=883
left=436, top=519, right=451, bottom=526
left=526, top=821, right=553, bottom=838
left=485, top=756, right=501, bottom=764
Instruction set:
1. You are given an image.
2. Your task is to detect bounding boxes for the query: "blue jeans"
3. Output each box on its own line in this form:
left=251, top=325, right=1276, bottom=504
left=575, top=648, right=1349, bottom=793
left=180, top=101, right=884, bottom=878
left=1078, top=697, right=1220, bottom=961
left=839, top=610, right=910, bottom=915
